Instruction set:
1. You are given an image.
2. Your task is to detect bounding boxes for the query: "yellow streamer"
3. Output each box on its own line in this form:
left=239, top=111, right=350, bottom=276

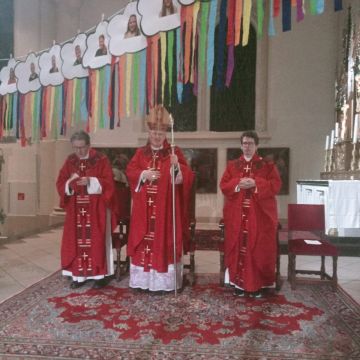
left=235, top=0, right=243, bottom=46
left=48, top=87, right=55, bottom=133
left=242, top=0, right=252, bottom=46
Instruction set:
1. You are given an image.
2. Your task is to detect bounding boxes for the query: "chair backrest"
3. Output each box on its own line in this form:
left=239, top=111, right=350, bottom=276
left=288, top=204, right=325, bottom=232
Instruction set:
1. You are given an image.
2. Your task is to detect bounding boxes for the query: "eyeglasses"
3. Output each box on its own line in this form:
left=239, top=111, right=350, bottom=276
left=72, top=145, right=89, bottom=150
left=241, top=142, right=256, bottom=146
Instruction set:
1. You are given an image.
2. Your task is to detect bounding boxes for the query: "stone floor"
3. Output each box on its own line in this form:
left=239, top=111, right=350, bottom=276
left=0, top=227, right=359, bottom=304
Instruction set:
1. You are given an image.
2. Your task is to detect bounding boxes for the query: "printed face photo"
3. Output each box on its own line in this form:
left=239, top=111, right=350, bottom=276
left=29, top=62, right=39, bottom=81
left=124, top=14, right=140, bottom=39
left=73, top=45, right=83, bottom=66
left=95, top=35, right=108, bottom=57
left=159, top=0, right=177, bottom=17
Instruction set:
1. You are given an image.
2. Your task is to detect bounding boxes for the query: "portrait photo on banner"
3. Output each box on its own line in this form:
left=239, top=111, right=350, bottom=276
left=138, top=0, right=182, bottom=36
left=61, top=33, right=89, bottom=79
left=39, top=44, right=64, bottom=87
left=108, top=1, right=147, bottom=57
left=82, top=21, right=111, bottom=69
left=14, top=53, right=41, bottom=94
left=0, top=57, right=18, bottom=95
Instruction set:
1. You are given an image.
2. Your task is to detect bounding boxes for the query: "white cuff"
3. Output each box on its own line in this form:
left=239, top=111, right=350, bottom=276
left=87, top=177, right=102, bottom=194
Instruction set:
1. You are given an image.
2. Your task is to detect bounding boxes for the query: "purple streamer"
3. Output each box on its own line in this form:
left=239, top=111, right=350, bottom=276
left=225, top=45, right=235, bottom=88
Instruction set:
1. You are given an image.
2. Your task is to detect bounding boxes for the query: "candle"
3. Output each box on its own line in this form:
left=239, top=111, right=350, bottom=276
left=330, top=130, right=335, bottom=149
left=353, top=115, right=359, bottom=144
left=325, top=135, right=329, bottom=150
left=335, top=122, right=339, bottom=138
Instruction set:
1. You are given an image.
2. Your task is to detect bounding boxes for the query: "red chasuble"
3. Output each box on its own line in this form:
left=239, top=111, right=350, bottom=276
left=126, top=140, right=194, bottom=273
left=56, top=148, right=116, bottom=277
left=220, top=154, right=281, bottom=292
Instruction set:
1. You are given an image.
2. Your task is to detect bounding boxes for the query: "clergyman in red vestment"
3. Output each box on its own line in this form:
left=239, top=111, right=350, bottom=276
left=220, top=131, right=281, bottom=298
left=126, top=105, right=194, bottom=292
left=56, top=131, right=117, bottom=289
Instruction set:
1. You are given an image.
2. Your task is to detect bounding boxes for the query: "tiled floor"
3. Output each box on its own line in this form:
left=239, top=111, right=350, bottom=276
left=0, top=227, right=359, bottom=304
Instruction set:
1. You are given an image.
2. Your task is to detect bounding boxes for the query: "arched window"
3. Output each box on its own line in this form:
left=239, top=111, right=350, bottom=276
left=210, top=24, right=256, bottom=131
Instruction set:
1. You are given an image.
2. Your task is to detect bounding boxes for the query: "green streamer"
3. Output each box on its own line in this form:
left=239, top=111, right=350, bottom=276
left=309, top=0, right=317, bottom=15
left=52, top=87, right=59, bottom=140
left=199, top=2, right=210, bottom=79
left=99, top=68, right=105, bottom=128
left=133, top=52, right=139, bottom=114
left=257, top=0, right=264, bottom=39
left=74, top=78, right=82, bottom=125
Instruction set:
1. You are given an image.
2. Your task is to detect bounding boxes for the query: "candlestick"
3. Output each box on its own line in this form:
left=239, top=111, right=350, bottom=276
left=353, top=115, right=359, bottom=144
left=330, top=130, right=335, bottom=149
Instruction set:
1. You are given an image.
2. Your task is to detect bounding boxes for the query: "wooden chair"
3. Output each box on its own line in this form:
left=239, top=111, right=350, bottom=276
left=219, top=219, right=282, bottom=290
left=112, top=183, right=131, bottom=281
left=287, top=204, right=339, bottom=290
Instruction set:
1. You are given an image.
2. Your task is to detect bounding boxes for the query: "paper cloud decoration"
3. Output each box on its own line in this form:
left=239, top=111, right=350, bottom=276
left=38, top=44, right=64, bottom=86
left=15, top=53, right=41, bottom=94
left=61, top=33, right=89, bottom=79
left=0, top=58, right=18, bottom=95
left=178, top=0, right=195, bottom=4
left=108, top=1, right=147, bottom=56
left=138, top=0, right=181, bottom=37
left=82, top=21, right=112, bottom=69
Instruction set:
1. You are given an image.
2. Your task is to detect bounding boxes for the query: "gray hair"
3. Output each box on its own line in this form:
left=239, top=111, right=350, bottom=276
left=70, top=130, right=90, bottom=145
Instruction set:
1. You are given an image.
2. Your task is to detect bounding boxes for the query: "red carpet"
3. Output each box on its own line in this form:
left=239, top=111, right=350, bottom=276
left=0, top=272, right=359, bottom=359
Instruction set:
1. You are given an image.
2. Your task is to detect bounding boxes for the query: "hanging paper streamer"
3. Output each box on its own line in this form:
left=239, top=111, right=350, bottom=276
left=282, top=0, right=292, bottom=32
left=274, top=0, right=281, bottom=17
left=160, top=32, right=167, bottom=104
left=227, top=0, right=236, bottom=46
left=108, top=57, right=116, bottom=129
left=242, top=0, right=252, bottom=46
left=296, top=0, right=304, bottom=22
left=316, top=0, right=325, bottom=14
left=80, top=78, right=89, bottom=124
left=309, top=0, right=317, bottom=15
left=190, top=1, right=200, bottom=85
left=216, top=0, right=228, bottom=90
left=207, top=0, right=217, bottom=86
left=225, top=45, right=235, bottom=87
left=234, top=0, right=243, bottom=46
left=125, top=54, right=133, bottom=118
left=176, top=27, right=183, bottom=102
left=184, top=4, right=194, bottom=84
left=153, top=35, right=159, bottom=105
left=199, top=2, right=210, bottom=82
left=132, top=52, right=140, bottom=115
left=139, top=49, right=146, bottom=116
left=257, top=0, right=265, bottom=39
left=118, top=55, right=126, bottom=123
left=334, top=0, right=342, bottom=11
left=167, top=30, right=174, bottom=106
left=146, top=38, right=153, bottom=109
left=269, top=0, right=276, bottom=36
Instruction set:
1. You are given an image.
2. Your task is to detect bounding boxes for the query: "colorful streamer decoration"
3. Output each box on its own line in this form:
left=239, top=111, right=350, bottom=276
left=0, top=0, right=346, bottom=145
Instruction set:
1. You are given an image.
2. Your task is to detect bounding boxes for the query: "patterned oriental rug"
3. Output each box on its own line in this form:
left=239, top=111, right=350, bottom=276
left=0, top=273, right=359, bottom=360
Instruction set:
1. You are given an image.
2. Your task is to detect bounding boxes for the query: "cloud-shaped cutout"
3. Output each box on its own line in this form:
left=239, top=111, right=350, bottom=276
left=108, top=2, right=147, bottom=56
left=178, top=0, right=195, bottom=4
left=0, top=58, right=18, bottom=95
left=61, top=33, right=89, bottom=79
left=38, top=44, right=64, bottom=86
left=82, top=21, right=112, bottom=69
left=138, top=0, right=181, bottom=37
left=14, top=53, right=41, bottom=94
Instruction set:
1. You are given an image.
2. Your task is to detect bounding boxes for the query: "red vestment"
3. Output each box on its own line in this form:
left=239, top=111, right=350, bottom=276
left=56, top=148, right=117, bottom=277
left=220, top=154, right=281, bottom=292
left=126, top=141, right=194, bottom=273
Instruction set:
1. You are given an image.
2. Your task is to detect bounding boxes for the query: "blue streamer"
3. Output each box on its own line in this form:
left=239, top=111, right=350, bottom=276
left=334, top=0, right=342, bottom=12
left=103, top=65, right=111, bottom=128
left=216, top=0, right=227, bottom=90
left=207, top=0, right=217, bottom=87
left=282, top=0, right=291, bottom=32
left=81, top=78, right=88, bottom=122
left=176, top=27, right=183, bottom=103
left=268, top=0, right=276, bottom=36
left=317, top=0, right=325, bottom=14
left=57, top=86, right=63, bottom=138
